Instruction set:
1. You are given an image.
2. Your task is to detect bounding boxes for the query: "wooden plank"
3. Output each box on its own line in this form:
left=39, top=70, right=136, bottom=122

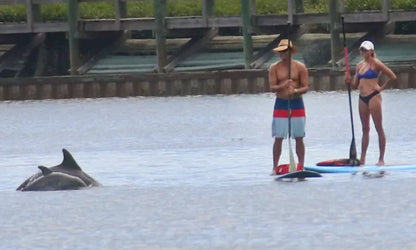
left=0, top=8, right=415, bottom=35
left=343, top=12, right=387, bottom=23
left=32, top=22, right=68, bottom=32
left=208, top=16, right=241, bottom=27
left=390, top=11, right=416, bottom=22
left=32, top=0, right=65, bottom=3
left=0, top=24, right=30, bottom=34
left=255, top=15, right=293, bottom=26
left=295, top=13, right=328, bottom=24
left=81, top=18, right=154, bottom=31
left=167, top=16, right=242, bottom=29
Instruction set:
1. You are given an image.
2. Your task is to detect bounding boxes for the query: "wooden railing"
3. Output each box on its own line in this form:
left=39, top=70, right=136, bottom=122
left=0, top=0, right=415, bottom=74
left=0, top=0, right=415, bottom=35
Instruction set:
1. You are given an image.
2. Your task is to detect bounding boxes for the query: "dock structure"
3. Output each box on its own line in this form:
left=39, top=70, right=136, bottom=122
left=0, top=0, right=415, bottom=100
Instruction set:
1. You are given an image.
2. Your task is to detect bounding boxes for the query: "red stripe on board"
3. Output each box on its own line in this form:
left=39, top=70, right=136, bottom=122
left=273, top=109, right=305, bottom=117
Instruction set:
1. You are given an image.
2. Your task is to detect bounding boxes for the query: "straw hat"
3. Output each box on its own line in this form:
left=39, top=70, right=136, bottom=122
left=273, top=39, right=298, bottom=54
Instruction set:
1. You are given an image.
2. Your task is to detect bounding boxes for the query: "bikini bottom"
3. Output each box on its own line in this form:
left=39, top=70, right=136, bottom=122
left=359, top=90, right=380, bottom=104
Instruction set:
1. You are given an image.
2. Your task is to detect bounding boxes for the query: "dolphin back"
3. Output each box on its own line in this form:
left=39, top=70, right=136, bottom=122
left=17, top=149, right=100, bottom=191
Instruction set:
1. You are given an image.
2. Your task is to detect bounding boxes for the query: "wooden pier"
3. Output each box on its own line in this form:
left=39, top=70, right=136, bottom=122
left=1, top=0, right=416, bottom=74
left=0, top=0, right=415, bottom=100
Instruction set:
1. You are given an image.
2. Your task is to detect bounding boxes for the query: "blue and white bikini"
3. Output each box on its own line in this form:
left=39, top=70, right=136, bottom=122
left=357, top=68, right=380, bottom=104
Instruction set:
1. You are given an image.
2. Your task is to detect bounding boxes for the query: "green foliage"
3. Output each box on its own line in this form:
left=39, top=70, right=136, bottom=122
left=344, top=0, right=382, bottom=11
left=215, top=0, right=240, bottom=16
left=80, top=2, right=115, bottom=19
left=392, top=0, right=416, bottom=10
left=0, top=5, right=26, bottom=22
left=256, top=0, right=287, bottom=15
left=41, top=4, right=67, bottom=21
left=167, top=0, right=201, bottom=16
left=0, top=0, right=415, bottom=22
left=127, top=1, right=153, bottom=17
left=303, top=0, right=328, bottom=13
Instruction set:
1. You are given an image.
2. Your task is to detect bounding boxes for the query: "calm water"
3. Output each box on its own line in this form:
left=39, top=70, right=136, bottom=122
left=1, top=90, right=416, bottom=249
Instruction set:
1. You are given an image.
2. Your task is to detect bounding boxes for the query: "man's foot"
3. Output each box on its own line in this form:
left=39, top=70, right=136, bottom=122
left=360, top=158, right=366, bottom=165
left=270, top=169, right=277, bottom=176
left=376, top=160, right=385, bottom=166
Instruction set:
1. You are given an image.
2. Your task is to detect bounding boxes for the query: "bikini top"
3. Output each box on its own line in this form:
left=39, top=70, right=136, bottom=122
left=357, top=68, right=378, bottom=80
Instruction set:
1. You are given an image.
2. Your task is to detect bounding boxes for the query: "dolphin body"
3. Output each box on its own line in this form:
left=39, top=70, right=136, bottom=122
left=17, top=149, right=100, bottom=191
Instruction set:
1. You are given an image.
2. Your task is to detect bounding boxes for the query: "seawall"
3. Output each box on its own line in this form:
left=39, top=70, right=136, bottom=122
left=0, top=65, right=415, bottom=101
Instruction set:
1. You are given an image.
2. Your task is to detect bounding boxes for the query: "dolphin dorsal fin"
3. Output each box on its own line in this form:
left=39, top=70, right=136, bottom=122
left=61, top=148, right=82, bottom=171
left=38, top=166, right=52, bottom=175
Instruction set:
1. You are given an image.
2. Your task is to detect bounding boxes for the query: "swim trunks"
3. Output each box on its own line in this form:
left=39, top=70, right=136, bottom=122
left=272, top=97, right=306, bottom=138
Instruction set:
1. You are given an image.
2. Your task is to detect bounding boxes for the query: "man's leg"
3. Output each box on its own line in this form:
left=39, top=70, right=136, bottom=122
left=295, top=137, right=305, bottom=167
left=271, top=138, right=283, bottom=175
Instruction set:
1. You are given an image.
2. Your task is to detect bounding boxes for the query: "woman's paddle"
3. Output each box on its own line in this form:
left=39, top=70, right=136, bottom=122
left=341, top=16, right=359, bottom=166
left=287, top=21, right=297, bottom=173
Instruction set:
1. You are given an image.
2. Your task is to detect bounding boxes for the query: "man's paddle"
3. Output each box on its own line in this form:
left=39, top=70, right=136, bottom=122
left=341, top=16, right=359, bottom=166
left=287, top=21, right=297, bottom=173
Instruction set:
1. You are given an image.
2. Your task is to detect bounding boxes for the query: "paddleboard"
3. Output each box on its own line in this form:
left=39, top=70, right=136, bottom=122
left=316, top=158, right=360, bottom=166
left=275, top=170, right=322, bottom=180
left=305, top=164, right=416, bottom=174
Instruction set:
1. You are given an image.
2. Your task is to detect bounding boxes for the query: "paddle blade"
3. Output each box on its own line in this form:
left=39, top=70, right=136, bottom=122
left=288, top=139, right=297, bottom=172
left=349, top=139, right=360, bottom=166
left=349, top=139, right=356, bottom=158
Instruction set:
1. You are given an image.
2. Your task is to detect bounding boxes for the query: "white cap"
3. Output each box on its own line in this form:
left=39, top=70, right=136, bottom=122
left=360, top=40, right=374, bottom=50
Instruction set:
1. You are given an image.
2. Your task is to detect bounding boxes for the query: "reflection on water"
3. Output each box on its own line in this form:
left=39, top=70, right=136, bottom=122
left=1, top=90, right=416, bottom=249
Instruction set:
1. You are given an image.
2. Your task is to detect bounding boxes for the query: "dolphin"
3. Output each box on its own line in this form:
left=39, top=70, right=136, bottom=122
left=19, top=166, right=88, bottom=191
left=17, top=148, right=100, bottom=191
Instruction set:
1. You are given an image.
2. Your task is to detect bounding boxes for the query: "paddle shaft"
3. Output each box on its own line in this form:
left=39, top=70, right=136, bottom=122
left=287, top=22, right=297, bottom=173
left=341, top=16, right=357, bottom=162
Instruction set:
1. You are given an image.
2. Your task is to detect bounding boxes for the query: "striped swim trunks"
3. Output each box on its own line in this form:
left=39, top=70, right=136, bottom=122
left=272, top=97, right=306, bottom=138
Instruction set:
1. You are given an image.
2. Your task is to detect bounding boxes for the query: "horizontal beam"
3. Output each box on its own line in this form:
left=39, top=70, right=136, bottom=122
left=0, top=11, right=416, bottom=34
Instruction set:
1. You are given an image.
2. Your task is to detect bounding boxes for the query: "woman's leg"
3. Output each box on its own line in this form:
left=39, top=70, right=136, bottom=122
left=359, top=100, right=370, bottom=165
left=369, top=95, right=385, bottom=165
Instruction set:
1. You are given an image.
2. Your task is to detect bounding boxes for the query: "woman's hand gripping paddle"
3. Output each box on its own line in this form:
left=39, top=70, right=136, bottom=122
left=287, top=21, right=297, bottom=173
left=342, top=16, right=359, bottom=166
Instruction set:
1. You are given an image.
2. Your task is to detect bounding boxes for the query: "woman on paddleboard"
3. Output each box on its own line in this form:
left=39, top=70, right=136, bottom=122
left=269, top=39, right=309, bottom=175
left=347, top=40, right=396, bottom=166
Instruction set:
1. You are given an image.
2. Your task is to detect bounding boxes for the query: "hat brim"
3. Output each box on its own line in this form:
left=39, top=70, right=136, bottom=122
left=273, top=45, right=298, bottom=54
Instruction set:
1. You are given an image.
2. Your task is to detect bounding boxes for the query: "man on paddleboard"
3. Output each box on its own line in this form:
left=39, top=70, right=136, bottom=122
left=269, top=39, right=309, bottom=175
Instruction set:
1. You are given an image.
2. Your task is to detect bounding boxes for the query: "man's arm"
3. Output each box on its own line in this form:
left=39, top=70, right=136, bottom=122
left=294, top=63, right=309, bottom=95
left=269, top=64, right=287, bottom=92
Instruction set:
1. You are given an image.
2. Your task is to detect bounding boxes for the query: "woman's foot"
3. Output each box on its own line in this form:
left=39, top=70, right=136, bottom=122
left=376, top=160, right=385, bottom=166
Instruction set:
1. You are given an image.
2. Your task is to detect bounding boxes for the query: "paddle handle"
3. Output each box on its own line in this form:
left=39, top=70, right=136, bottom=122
left=287, top=21, right=297, bottom=173
left=342, top=16, right=351, bottom=84
left=341, top=15, right=358, bottom=163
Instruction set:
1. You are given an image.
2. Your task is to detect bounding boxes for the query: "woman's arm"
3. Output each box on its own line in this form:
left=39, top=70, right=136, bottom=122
left=349, top=64, right=360, bottom=90
left=375, top=59, right=397, bottom=90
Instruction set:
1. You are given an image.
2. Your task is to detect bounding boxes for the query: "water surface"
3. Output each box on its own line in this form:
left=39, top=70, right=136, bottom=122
left=1, top=90, right=416, bottom=249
